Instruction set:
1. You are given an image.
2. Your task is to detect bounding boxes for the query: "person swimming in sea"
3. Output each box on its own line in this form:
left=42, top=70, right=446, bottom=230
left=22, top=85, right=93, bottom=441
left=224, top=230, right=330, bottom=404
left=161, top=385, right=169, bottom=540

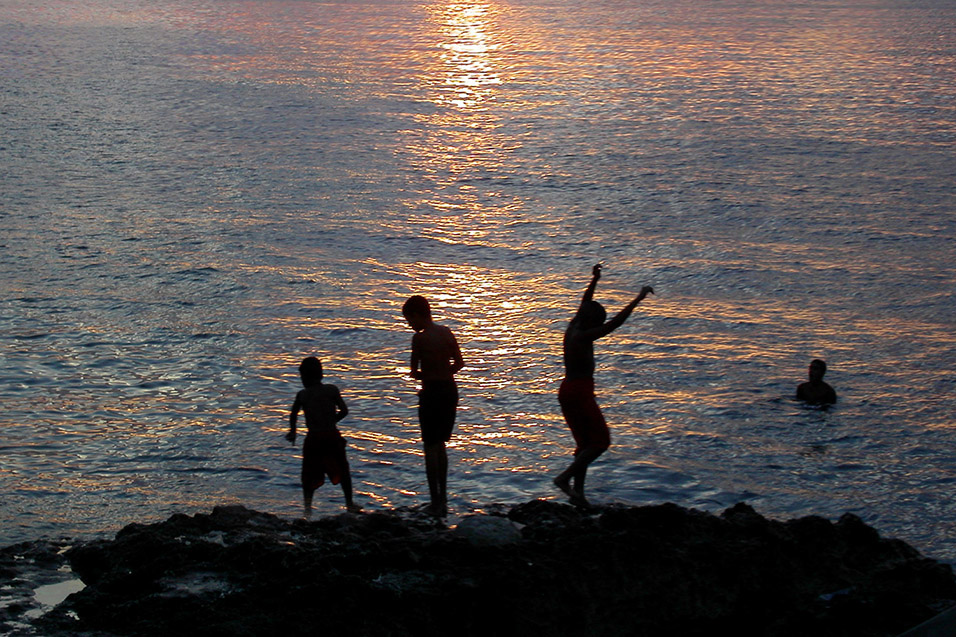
left=796, top=358, right=837, bottom=406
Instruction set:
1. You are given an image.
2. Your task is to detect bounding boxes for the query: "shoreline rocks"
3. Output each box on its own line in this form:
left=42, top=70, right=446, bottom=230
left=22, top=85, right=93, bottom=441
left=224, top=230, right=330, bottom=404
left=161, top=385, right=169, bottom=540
left=7, top=500, right=956, bottom=636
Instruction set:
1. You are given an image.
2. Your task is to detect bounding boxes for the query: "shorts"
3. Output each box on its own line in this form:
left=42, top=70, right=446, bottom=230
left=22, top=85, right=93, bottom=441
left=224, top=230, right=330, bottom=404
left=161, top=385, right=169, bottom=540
left=418, top=379, right=458, bottom=445
left=302, top=429, right=348, bottom=491
left=558, top=377, right=610, bottom=454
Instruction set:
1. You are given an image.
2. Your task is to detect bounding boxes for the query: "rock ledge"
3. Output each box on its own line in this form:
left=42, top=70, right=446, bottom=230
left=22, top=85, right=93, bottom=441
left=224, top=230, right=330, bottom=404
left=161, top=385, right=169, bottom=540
left=15, top=500, right=956, bottom=636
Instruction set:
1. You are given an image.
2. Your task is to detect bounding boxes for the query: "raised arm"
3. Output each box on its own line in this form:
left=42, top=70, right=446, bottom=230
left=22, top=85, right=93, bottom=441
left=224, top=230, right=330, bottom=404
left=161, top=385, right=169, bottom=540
left=580, top=263, right=602, bottom=307
left=582, top=285, right=654, bottom=341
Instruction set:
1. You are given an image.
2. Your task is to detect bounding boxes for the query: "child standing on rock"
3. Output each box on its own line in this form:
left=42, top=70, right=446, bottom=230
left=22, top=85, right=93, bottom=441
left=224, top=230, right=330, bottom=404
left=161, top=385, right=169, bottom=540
left=402, top=295, right=465, bottom=517
left=287, top=356, right=359, bottom=517
left=554, top=264, right=654, bottom=507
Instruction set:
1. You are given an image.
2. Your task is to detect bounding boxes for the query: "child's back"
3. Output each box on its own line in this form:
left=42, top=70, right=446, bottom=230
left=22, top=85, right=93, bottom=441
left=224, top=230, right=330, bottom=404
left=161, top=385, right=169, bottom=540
left=287, top=356, right=356, bottom=515
left=296, top=383, right=344, bottom=433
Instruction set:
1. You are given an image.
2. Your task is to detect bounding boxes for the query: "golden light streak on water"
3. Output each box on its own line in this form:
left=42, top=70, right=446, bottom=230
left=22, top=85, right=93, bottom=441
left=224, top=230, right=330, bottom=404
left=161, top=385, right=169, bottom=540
left=423, top=0, right=502, bottom=111
left=396, top=0, right=526, bottom=251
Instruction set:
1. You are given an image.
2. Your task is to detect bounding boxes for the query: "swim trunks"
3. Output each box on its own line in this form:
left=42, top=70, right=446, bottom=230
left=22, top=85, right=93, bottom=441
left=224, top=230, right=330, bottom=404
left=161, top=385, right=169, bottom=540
left=418, top=379, right=458, bottom=445
left=558, top=377, right=610, bottom=454
left=301, top=429, right=348, bottom=491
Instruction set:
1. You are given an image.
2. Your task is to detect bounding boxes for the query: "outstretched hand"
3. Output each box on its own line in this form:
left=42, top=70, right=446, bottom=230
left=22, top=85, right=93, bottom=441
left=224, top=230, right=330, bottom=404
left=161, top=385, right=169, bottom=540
left=592, top=263, right=602, bottom=279
left=636, top=285, right=655, bottom=302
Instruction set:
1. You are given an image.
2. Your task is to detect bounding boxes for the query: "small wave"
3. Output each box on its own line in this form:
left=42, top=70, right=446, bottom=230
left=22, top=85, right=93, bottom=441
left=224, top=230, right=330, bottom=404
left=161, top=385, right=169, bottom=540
left=11, top=333, right=51, bottom=341
left=136, top=381, right=173, bottom=389
left=328, top=327, right=366, bottom=336
left=167, top=465, right=270, bottom=475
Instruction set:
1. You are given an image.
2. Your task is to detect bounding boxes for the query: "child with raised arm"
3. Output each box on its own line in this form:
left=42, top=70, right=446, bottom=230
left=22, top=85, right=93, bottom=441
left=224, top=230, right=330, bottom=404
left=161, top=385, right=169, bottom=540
left=554, top=264, right=654, bottom=507
left=286, top=356, right=359, bottom=517
left=402, top=295, right=464, bottom=517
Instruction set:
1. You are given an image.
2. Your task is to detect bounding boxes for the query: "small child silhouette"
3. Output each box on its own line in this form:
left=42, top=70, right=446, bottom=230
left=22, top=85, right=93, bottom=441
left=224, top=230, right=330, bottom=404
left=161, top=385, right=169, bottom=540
left=286, top=357, right=359, bottom=516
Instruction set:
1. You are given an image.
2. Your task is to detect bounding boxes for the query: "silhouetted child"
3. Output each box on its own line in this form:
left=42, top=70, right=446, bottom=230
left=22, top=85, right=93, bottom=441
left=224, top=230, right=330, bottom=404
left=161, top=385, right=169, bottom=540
left=286, top=356, right=358, bottom=517
left=796, top=359, right=837, bottom=405
left=554, top=264, right=654, bottom=507
left=402, top=295, right=464, bottom=516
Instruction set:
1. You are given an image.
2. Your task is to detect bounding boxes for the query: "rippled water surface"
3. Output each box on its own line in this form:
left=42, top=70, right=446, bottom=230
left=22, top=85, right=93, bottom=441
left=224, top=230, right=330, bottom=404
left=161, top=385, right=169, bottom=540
left=2, top=0, right=955, bottom=561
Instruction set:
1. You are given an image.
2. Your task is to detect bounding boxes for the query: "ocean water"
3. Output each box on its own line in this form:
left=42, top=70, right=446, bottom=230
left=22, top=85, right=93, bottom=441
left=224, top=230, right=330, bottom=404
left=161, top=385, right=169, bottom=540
left=2, top=0, right=955, bottom=562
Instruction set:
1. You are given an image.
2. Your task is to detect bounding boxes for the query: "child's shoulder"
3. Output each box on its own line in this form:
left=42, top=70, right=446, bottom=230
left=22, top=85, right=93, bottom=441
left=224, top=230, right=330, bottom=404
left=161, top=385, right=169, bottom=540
left=298, top=382, right=339, bottom=397
left=316, top=382, right=342, bottom=398
left=431, top=322, right=457, bottom=339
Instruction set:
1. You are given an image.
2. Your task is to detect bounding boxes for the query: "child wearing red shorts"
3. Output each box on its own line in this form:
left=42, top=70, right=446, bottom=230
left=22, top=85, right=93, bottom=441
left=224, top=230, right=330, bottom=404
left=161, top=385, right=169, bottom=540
left=554, top=264, right=653, bottom=507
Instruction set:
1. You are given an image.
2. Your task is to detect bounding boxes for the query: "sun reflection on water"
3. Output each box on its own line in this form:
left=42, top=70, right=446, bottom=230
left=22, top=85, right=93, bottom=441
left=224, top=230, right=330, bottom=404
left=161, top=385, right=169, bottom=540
left=396, top=0, right=528, bottom=250
left=422, top=0, right=502, bottom=111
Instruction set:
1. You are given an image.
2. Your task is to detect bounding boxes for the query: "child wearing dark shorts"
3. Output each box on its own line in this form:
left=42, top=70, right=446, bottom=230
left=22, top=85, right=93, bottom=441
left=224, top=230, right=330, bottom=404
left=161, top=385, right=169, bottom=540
left=402, top=295, right=464, bottom=516
left=419, top=379, right=459, bottom=444
left=286, top=356, right=359, bottom=516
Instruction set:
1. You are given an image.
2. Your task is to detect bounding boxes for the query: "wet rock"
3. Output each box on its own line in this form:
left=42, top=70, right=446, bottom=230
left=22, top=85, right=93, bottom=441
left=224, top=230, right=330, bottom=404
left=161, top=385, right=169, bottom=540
left=21, top=500, right=956, bottom=637
left=0, top=539, right=79, bottom=635
left=453, top=514, right=522, bottom=546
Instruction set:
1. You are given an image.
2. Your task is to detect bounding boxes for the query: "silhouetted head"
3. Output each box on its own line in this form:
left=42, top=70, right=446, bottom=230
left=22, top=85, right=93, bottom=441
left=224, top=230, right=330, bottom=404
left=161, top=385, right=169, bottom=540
left=402, top=295, right=432, bottom=332
left=808, top=359, right=827, bottom=381
left=299, top=356, right=323, bottom=387
left=577, top=300, right=607, bottom=329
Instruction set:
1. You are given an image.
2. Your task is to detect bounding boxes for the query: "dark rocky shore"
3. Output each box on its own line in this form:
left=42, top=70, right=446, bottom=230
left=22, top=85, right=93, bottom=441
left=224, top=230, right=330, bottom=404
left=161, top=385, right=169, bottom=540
left=4, top=500, right=955, bottom=636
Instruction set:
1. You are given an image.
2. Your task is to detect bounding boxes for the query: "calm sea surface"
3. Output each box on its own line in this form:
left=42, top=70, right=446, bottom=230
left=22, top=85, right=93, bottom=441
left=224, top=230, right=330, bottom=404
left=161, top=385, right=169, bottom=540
left=2, top=0, right=955, bottom=561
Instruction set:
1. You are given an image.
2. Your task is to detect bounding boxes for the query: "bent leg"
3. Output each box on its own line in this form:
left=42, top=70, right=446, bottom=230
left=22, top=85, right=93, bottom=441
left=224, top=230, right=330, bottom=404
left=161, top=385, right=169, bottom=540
left=571, top=446, right=605, bottom=500
left=555, top=377, right=610, bottom=506
left=554, top=446, right=605, bottom=507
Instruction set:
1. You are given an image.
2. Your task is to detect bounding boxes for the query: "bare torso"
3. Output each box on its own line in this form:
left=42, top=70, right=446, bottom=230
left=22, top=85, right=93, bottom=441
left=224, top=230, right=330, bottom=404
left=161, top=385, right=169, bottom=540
left=796, top=381, right=837, bottom=405
left=412, top=323, right=463, bottom=382
left=295, top=383, right=344, bottom=431
left=563, top=320, right=596, bottom=380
